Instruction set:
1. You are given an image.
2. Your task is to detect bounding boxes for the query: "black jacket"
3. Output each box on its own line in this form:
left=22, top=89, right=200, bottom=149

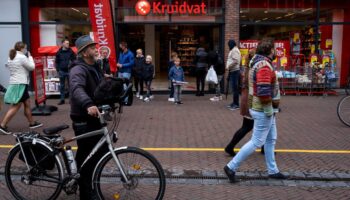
left=208, top=51, right=225, bottom=75
left=133, top=56, right=145, bottom=78
left=69, top=58, right=103, bottom=119
left=195, top=48, right=208, bottom=68
left=142, top=62, right=154, bottom=81
left=55, top=47, right=76, bottom=72
left=97, top=58, right=111, bottom=75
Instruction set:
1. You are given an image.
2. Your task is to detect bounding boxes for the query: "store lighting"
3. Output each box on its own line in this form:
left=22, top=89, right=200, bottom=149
left=82, top=12, right=88, bottom=16
left=255, top=20, right=261, bottom=22
left=276, top=16, right=282, bottom=19
left=264, top=10, right=268, bottom=14
left=285, top=13, right=295, bottom=17
left=240, top=10, right=243, bottom=13
left=71, top=8, right=80, bottom=13
left=302, top=8, right=313, bottom=12
left=241, top=15, right=246, bottom=18
left=262, top=18, right=268, bottom=20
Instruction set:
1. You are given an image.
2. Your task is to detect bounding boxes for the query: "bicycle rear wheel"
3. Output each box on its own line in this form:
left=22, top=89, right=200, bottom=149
left=5, top=141, right=64, bottom=200
left=337, top=95, right=350, bottom=127
left=93, top=147, right=166, bottom=200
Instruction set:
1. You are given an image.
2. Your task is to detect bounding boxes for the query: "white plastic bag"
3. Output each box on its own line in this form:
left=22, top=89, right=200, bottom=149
left=205, top=65, right=218, bottom=84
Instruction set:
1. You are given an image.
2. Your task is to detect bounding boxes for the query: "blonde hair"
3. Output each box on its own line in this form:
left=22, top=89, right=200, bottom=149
left=146, top=55, right=152, bottom=62
left=174, top=57, right=180, bottom=62
left=171, top=52, right=178, bottom=60
left=136, top=49, right=143, bottom=54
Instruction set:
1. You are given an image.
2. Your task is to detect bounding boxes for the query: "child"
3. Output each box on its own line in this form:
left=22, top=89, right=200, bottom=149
left=142, top=55, right=155, bottom=102
left=168, top=52, right=178, bottom=102
left=169, top=57, right=185, bottom=105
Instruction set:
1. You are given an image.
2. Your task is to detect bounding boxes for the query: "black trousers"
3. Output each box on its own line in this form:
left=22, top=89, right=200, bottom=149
left=134, top=76, right=144, bottom=95
left=71, top=116, right=108, bottom=200
left=196, top=67, right=207, bottom=93
left=225, top=117, right=254, bottom=151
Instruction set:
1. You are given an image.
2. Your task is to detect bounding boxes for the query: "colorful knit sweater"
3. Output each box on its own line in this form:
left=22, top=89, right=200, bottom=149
left=248, top=54, right=280, bottom=113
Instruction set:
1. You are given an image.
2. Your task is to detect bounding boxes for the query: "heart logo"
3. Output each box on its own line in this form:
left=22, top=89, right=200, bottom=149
left=135, top=0, right=151, bottom=16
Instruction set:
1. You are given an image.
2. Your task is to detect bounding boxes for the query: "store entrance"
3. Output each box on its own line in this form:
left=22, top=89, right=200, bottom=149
left=118, top=24, right=221, bottom=90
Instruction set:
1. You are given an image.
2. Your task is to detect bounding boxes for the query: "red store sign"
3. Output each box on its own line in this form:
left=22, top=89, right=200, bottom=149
left=135, top=0, right=207, bottom=16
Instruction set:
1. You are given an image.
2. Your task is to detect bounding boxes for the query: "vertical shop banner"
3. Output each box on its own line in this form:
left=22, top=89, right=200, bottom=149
left=33, top=57, right=46, bottom=104
left=88, top=0, right=117, bottom=73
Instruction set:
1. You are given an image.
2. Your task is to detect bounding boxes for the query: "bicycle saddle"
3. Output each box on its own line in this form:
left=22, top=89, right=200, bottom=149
left=43, top=124, right=69, bottom=135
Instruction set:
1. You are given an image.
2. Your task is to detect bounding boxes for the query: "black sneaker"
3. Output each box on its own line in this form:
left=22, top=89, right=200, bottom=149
left=29, top=121, right=43, bottom=129
left=269, top=172, right=288, bottom=179
left=224, top=147, right=236, bottom=157
left=57, top=100, right=65, bottom=105
left=224, top=166, right=236, bottom=183
left=177, top=101, right=183, bottom=104
left=0, top=125, right=11, bottom=135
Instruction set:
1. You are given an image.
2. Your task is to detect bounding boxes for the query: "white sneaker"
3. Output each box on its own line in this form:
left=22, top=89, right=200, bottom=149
left=139, top=95, right=143, bottom=100
left=168, top=98, right=175, bottom=102
left=136, top=92, right=140, bottom=98
left=144, top=97, right=150, bottom=102
left=210, top=97, right=219, bottom=102
left=149, top=95, right=154, bottom=99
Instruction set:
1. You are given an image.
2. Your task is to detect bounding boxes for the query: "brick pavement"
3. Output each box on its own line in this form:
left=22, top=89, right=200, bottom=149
left=0, top=94, right=350, bottom=199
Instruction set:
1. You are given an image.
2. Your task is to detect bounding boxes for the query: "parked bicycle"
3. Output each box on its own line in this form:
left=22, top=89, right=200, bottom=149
left=4, top=84, right=166, bottom=200
left=337, top=95, right=350, bottom=127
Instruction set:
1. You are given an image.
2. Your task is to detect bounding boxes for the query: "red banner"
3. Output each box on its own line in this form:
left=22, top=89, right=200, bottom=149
left=88, top=0, right=117, bottom=73
left=33, top=57, right=46, bottom=104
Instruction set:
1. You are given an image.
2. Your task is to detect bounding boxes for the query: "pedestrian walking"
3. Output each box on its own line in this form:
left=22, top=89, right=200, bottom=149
left=224, top=49, right=256, bottom=156
left=142, top=55, right=155, bottom=102
left=208, top=50, right=225, bottom=101
left=133, top=49, right=145, bottom=100
left=0, top=42, right=43, bottom=135
left=195, top=47, right=208, bottom=96
left=168, top=52, right=178, bottom=102
left=55, top=39, right=76, bottom=105
left=69, top=35, right=108, bottom=200
left=169, top=57, right=185, bottom=105
left=117, top=41, right=134, bottom=104
left=224, top=39, right=287, bottom=183
left=226, top=39, right=241, bottom=110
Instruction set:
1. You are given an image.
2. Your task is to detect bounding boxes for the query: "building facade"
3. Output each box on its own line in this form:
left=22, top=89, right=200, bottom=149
left=0, top=0, right=349, bottom=89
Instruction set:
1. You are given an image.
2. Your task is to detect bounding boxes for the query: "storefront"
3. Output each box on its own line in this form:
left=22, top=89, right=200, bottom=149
left=0, top=0, right=349, bottom=91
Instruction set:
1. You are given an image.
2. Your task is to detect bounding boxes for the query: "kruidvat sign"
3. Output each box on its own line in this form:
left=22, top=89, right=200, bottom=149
left=88, top=0, right=117, bottom=72
left=135, top=0, right=207, bottom=16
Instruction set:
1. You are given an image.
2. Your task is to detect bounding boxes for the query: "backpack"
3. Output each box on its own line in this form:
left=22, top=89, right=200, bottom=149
left=94, top=77, right=125, bottom=105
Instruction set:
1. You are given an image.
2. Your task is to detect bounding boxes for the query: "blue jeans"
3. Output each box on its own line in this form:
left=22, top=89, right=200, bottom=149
left=59, top=71, right=69, bottom=101
left=227, top=109, right=279, bottom=175
left=118, top=72, right=131, bottom=103
left=229, top=70, right=240, bottom=107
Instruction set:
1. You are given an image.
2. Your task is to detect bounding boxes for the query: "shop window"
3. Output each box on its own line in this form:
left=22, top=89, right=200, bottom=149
left=240, top=0, right=317, bottom=23
left=319, top=0, right=350, bottom=23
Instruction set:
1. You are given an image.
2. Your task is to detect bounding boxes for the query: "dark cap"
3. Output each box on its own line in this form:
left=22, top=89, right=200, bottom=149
left=75, top=35, right=97, bottom=54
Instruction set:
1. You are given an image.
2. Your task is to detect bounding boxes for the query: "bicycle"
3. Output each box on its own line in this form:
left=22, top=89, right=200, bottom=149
left=4, top=84, right=166, bottom=200
left=337, top=95, right=350, bottom=127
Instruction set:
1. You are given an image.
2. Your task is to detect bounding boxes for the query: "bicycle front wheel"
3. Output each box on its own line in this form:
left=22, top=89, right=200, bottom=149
left=93, top=147, right=166, bottom=200
left=337, top=95, right=350, bottom=127
left=5, top=141, right=64, bottom=200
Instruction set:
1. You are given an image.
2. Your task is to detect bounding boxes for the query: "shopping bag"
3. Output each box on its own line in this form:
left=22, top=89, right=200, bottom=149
left=205, top=65, right=218, bottom=84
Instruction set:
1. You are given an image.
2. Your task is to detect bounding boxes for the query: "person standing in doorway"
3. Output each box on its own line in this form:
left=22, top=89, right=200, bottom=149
left=117, top=41, right=134, bottom=104
left=69, top=35, right=108, bottom=200
left=168, top=52, right=178, bottom=102
left=97, top=46, right=111, bottom=76
left=169, top=57, right=185, bottom=105
left=55, top=39, right=76, bottom=105
left=0, top=42, right=43, bottom=135
left=224, top=39, right=286, bottom=183
left=226, top=40, right=241, bottom=110
left=133, top=49, right=145, bottom=100
left=142, top=55, right=155, bottom=102
left=195, top=47, right=208, bottom=96
left=208, top=50, right=225, bottom=101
